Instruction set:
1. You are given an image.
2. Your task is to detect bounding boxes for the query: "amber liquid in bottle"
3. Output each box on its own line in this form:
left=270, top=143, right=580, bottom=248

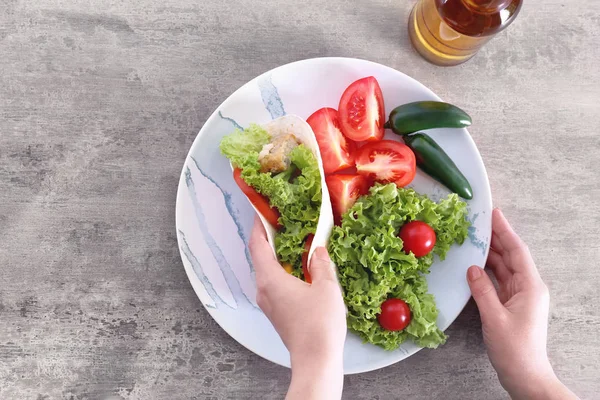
left=409, top=0, right=522, bottom=66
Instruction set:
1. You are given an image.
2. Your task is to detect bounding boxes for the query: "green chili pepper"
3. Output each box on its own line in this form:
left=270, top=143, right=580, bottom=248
left=384, top=101, right=472, bottom=135
left=403, top=133, right=473, bottom=200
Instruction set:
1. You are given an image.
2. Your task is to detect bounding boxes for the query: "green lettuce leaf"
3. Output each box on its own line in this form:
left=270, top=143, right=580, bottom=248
left=220, top=126, right=321, bottom=277
left=328, top=183, right=469, bottom=350
left=219, top=124, right=270, bottom=168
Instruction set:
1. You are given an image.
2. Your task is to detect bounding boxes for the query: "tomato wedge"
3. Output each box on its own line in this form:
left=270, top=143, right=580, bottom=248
left=326, top=174, right=370, bottom=225
left=307, top=108, right=356, bottom=174
left=355, top=140, right=416, bottom=187
left=301, top=234, right=314, bottom=283
left=233, top=168, right=281, bottom=229
left=338, top=76, right=385, bottom=142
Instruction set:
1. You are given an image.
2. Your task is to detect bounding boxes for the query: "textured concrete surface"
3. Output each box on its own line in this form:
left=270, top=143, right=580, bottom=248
left=1, top=0, right=599, bottom=399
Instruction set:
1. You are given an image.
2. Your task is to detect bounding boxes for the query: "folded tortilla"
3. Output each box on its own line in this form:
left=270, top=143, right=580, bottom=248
left=232, top=114, right=334, bottom=267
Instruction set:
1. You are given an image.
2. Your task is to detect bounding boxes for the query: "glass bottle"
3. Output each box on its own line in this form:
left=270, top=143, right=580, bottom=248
left=408, top=0, right=523, bottom=66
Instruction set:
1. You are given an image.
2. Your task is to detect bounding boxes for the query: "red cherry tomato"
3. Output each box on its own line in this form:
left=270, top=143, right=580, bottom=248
left=378, top=298, right=411, bottom=331
left=399, top=221, right=436, bottom=257
left=233, top=168, right=281, bottom=229
left=355, top=140, right=416, bottom=187
left=325, top=174, right=370, bottom=225
left=301, top=234, right=314, bottom=283
left=307, top=108, right=356, bottom=174
left=338, top=77, right=385, bottom=142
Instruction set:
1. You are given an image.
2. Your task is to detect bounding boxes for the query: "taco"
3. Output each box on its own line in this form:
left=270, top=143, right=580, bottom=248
left=220, top=115, right=334, bottom=282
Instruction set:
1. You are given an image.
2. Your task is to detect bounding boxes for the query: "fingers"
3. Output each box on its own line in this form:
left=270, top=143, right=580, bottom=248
left=249, top=216, right=283, bottom=279
left=308, top=247, right=337, bottom=283
left=492, top=209, right=523, bottom=254
left=490, top=233, right=504, bottom=253
left=492, top=209, right=538, bottom=276
left=467, top=266, right=505, bottom=324
left=486, top=248, right=512, bottom=285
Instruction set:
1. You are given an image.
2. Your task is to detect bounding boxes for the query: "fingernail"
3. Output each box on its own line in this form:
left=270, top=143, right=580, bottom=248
left=468, top=266, right=482, bottom=281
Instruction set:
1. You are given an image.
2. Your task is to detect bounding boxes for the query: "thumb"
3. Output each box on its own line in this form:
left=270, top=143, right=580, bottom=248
left=309, top=247, right=337, bottom=282
left=467, top=266, right=504, bottom=323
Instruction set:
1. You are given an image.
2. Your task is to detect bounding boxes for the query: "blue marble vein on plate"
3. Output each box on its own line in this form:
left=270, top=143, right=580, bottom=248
left=178, top=230, right=222, bottom=309
left=178, top=175, right=236, bottom=309
left=258, top=74, right=286, bottom=119
left=184, top=163, right=258, bottom=309
left=189, top=156, right=255, bottom=274
left=467, top=211, right=488, bottom=256
left=218, top=111, right=243, bottom=130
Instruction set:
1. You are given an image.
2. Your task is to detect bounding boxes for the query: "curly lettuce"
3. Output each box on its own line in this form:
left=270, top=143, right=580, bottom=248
left=328, top=183, right=469, bottom=350
left=220, top=125, right=321, bottom=277
left=219, top=124, right=270, bottom=166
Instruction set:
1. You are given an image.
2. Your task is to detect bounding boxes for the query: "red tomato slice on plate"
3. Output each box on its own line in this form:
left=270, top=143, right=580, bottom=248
left=325, top=174, right=371, bottom=225
left=307, top=108, right=356, bottom=174
left=233, top=168, right=281, bottom=229
left=338, top=76, right=385, bottom=142
left=355, top=140, right=416, bottom=187
left=301, top=234, right=314, bottom=284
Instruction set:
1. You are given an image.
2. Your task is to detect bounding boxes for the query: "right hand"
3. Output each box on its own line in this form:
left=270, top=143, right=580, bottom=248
left=467, top=209, right=578, bottom=400
left=249, top=217, right=346, bottom=400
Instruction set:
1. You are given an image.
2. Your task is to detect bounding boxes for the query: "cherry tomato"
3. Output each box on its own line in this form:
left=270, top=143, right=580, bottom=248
left=355, top=140, right=416, bottom=187
left=307, top=108, right=356, bottom=174
left=338, top=76, right=385, bottom=142
left=301, top=234, right=314, bottom=283
left=233, top=168, right=281, bottom=229
left=325, top=174, right=371, bottom=225
left=399, top=221, right=436, bottom=257
left=378, top=298, right=411, bottom=331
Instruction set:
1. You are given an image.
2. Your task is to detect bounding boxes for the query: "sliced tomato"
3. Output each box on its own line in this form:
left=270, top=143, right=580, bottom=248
left=326, top=174, right=371, bottom=225
left=307, top=108, right=356, bottom=174
left=338, top=76, right=385, bottom=142
left=335, top=165, right=358, bottom=175
left=233, top=168, right=281, bottom=229
left=355, top=140, right=416, bottom=187
left=301, top=234, right=314, bottom=284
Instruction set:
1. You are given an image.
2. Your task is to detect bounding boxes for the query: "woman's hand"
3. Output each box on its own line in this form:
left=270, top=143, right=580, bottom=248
left=249, top=217, right=346, bottom=400
left=468, top=209, right=578, bottom=400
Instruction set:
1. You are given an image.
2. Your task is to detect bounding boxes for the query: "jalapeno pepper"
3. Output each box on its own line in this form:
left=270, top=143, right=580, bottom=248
left=384, top=101, right=472, bottom=135
left=403, top=133, right=473, bottom=200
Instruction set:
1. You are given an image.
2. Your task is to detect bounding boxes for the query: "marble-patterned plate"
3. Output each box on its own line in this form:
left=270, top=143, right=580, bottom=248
left=175, top=57, right=492, bottom=374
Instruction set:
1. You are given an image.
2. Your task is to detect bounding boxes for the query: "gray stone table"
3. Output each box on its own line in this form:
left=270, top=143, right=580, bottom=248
left=1, top=1, right=599, bottom=399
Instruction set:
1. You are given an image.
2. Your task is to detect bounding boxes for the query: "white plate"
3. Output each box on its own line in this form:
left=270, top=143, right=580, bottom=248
left=175, top=57, right=492, bottom=374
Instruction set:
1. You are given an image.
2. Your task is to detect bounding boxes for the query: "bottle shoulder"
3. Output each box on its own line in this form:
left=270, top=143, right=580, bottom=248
left=436, top=0, right=523, bottom=37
